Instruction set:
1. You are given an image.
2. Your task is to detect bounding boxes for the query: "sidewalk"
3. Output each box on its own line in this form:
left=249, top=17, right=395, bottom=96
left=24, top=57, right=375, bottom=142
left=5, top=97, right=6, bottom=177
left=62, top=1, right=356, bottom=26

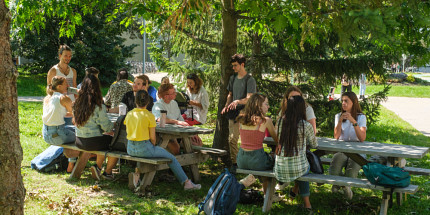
left=381, top=97, right=430, bottom=137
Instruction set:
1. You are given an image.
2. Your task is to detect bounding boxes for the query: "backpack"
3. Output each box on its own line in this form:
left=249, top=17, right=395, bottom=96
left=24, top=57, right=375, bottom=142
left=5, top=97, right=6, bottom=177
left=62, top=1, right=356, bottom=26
left=110, top=115, right=128, bottom=152
left=198, top=169, right=244, bottom=215
left=362, top=162, right=411, bottom=188
left=175, top=91, right=190, bottom=114
left=31, top=145, right=69, bottom=172
left=239, top=189, right=264, bottom=205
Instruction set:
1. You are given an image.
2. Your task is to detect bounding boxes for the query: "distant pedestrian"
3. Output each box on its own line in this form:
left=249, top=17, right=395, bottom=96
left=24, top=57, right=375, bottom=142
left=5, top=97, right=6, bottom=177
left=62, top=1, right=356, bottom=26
left=359, top=73, right=366, bottom=99
left=341, top=74, right=352, bottom=94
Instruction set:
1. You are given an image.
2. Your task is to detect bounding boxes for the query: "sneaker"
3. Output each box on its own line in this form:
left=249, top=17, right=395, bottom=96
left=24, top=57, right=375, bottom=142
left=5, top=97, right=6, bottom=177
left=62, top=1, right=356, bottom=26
left=102, top=172, right=115, bottom=181
left=275, top=183, right=287, bottom=191
left=184, top=180, right=201, bottom=191
left=331, top=185, right=340, bottom=193
left=239, top=174, right=256, bottom=187
left=343, top=186, right=353, bottom=200
left=305, top=207, right=314, bottom=215
left=90, top=165, right=101, bottom=181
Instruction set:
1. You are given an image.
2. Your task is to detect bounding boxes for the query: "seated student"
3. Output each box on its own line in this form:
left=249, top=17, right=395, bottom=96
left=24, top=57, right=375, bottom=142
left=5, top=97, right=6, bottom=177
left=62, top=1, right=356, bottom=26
left=73, top=73, right=119, bottom=180
left=146, top=78, right=158, bottom=103
left=124, top=90, right=201, bottom=191
left=156, top=76, right=174, bottom=99
left=152, top=84, right=189, bottom=154
left=274, top=96, right=317, bottom=212
left=330, top=92, right=367, bottom=199
left=183, top=73, right=209, bottom=125
left=236, top=93, right=279, bottom=200
left=104, top=68, right=133, bottom=110
left=116, top=74, right=154, bottom=113
left=42, top=76, right=78, bottom=172
left=77, top=67, right=99, bottom=89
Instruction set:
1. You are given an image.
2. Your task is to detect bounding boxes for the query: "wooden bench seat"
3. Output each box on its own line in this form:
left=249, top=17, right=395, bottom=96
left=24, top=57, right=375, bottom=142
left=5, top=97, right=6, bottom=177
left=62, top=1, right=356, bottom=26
left=320, top=157, right=430, bottom=175
left=191, top=145, right=228, bottom=156
left=60, top=143, right=172, bottom=165
left=236, top=168, right=419, bottom=215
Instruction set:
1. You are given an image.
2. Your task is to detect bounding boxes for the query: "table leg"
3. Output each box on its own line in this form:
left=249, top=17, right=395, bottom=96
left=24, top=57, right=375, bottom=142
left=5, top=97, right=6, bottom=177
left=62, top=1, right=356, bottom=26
left=182, top=135, right=200, bottom=182
left=380, top=191, right=391, bottom=215
left=138, top=170, right=156, bottom=194
left=158, top=134, right=174, bottom=148
left=69, top=151, right=91, bottom=179
left=344, top=152, right=369, bottom=166
left=262, top=177, right=276, bottom=213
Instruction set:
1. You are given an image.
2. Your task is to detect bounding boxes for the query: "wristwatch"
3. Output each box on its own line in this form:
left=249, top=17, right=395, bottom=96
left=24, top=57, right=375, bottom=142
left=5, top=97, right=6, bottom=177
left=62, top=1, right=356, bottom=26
left=353, top=122, right=358, bottom=127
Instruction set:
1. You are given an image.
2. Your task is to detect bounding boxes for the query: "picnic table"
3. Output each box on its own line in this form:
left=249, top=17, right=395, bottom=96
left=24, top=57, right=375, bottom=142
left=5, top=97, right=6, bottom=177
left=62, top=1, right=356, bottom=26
left=248, top=136, right=430, bottom=214
left=62, top=113, right=226, bottom=193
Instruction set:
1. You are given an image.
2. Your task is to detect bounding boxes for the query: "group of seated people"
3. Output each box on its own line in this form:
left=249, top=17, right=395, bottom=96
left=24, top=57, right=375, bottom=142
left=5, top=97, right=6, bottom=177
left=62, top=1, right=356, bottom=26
left=42, top=64, right=368, bottom=205
left=234, top=86, right=366, bottom=211
left=42, top=67, right=208, bottom=190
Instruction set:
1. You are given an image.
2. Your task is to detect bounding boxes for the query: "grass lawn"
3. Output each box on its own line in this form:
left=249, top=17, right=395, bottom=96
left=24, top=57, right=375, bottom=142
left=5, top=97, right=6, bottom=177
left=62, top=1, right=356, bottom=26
left=333, top=84, right=430, bottom=98
left=20, top=102, right=430, bottom=214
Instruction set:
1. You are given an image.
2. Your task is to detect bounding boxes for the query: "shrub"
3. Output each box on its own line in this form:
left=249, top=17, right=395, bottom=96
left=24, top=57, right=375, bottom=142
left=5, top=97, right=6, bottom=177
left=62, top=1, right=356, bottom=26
left=406, top=75, right=416, bottom=83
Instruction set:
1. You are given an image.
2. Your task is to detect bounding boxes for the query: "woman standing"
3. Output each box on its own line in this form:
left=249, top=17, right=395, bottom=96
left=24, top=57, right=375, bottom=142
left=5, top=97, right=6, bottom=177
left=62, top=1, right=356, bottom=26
left=73, top=73, right=119, bottom=180
left=274, top=96, right=317, bottom=212
left=183, top=73, right=209, bottom=125
left=330, top=92, right=367, bottom=199
left=236, top=94, right=278, bottom=196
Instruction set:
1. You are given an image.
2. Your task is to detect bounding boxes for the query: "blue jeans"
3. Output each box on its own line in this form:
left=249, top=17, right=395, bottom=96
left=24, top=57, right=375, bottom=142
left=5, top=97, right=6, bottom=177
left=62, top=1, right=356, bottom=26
left=297, top=167, right=310, bottom=197
left=127, top=140, right=188, bottom=184
left=42, top=124, right=76, bottom=146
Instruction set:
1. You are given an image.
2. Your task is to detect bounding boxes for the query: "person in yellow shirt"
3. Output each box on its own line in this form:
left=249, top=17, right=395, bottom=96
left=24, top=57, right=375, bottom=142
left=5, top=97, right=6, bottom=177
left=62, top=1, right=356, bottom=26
left=124, top=90, right=201, bottom=191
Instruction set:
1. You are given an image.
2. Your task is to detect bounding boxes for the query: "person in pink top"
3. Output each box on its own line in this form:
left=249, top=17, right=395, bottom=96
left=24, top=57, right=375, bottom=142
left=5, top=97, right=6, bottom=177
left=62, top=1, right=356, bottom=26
left=236, top=93, right=278, bottom=195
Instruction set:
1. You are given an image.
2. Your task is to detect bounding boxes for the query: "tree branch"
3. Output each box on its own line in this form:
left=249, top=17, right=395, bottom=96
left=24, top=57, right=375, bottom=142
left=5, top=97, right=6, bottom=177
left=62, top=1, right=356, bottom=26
left=176, top=26, right=222, bottom=49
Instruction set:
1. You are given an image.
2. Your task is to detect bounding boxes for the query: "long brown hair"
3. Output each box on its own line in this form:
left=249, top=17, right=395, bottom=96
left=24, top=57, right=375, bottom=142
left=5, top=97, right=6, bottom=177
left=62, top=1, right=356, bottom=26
left=279, top=96, right=306, bottom=157
left=44, top=76, right=66, bottom=104
left=186, top=73, right=203, bottom=94
left=341, top=92, right=362, bottom=122
left=279, top=86, right=309, bottom=115
left=236, top=93, right=267, bottom=126
left=73, top=74, right=103, bottom=127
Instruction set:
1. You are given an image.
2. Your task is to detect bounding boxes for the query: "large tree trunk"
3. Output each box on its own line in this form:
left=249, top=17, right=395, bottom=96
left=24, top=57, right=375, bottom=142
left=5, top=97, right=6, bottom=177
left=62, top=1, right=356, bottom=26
left=0, top=1, right=26, bottom=214
left=212, top=0, right=237, bottom=165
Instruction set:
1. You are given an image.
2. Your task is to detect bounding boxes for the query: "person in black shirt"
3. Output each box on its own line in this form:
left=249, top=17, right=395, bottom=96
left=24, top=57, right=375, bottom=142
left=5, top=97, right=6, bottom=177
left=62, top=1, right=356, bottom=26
left=120, top=74, right=154, bottom=112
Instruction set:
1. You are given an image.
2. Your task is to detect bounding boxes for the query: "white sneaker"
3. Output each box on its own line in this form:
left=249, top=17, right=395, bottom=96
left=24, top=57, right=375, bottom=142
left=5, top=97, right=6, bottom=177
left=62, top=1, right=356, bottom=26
left=275, top=183, right=287, bottom=191
left=184, top=180, right=201, bottom=191
left=239, top=174, right=256, bottom=187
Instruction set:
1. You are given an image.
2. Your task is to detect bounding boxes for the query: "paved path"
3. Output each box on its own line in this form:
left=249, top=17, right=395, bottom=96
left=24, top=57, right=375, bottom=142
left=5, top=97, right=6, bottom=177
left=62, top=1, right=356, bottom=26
left=381, top=97, right=430, bottom=137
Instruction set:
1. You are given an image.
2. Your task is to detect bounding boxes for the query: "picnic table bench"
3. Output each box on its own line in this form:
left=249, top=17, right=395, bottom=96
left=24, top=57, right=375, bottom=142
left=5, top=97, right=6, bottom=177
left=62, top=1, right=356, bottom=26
left=236, top=168, right=419, bottom=215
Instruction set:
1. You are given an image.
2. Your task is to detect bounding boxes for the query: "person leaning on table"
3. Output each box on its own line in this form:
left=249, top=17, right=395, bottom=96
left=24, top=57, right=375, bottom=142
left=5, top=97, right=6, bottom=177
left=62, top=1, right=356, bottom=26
left=330, top=91, right=367, bottom=200
left=152, top=83, right=190, bottom=155
left=73, top=73, right=119, bottom=181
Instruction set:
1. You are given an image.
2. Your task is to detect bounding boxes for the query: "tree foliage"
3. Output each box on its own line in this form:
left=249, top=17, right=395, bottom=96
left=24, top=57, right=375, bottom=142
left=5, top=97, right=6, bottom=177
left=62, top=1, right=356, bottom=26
left=12, top=3, right=137, bottom=85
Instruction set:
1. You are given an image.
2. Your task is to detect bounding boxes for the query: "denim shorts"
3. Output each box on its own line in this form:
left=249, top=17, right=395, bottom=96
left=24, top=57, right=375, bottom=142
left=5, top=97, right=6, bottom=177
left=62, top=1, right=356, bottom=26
left=42, top=124, right=76, bottom=145
left=237, top=148, right=274, bottom=171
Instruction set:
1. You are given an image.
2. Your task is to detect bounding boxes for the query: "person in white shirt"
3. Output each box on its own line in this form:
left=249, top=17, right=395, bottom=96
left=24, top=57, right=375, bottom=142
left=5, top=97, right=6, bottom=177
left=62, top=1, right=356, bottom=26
left=331, top=92, right=367, bottom=200
left=153, top=83, right=190, bottom=154
left=183, top=73, right=209, bottom=125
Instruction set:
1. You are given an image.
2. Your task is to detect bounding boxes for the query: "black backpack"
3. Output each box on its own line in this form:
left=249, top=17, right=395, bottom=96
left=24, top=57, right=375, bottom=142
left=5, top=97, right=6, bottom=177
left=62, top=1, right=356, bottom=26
left=175, top=91, right=190, bottom=114
left=31, top=145, right=69, bottom=173
left=41, top=154, right=69, bottom=172
left=110, top=115, right=128, bottom=152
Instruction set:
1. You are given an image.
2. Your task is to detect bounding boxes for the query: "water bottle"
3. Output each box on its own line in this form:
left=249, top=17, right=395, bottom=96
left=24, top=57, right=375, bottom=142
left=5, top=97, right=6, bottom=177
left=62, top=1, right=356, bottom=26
left=119, top=103, right=127, bottom=115
left=160, top=110, right=167, bottom=127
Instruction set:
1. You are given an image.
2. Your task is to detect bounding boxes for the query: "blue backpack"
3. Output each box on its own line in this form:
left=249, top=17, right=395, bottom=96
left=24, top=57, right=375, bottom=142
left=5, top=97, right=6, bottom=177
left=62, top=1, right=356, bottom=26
left=198, top=169, right=244, bottom=215
left=363, top=162, right=411, bottom=188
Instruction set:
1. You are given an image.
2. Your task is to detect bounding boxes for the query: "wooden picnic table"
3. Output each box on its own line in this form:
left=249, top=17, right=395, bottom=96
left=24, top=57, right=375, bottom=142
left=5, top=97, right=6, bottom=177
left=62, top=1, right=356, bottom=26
left=65, top=113, right=223, bottom=192
left=263, top=136, right=429, bottom=214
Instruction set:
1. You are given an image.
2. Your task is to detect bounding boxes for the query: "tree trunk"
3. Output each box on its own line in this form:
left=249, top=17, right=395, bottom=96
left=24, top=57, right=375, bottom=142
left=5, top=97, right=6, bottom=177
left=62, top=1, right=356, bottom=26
left=212, top=0, right=237, bottom=165
left=252, top=32, right=262, bottom=81
left=0, top=1, right=26, bottom=214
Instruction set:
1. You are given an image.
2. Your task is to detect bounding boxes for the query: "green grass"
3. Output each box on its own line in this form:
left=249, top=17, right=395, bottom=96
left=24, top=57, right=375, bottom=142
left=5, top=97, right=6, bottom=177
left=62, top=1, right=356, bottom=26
left=334, top=84, right=430, bottom=98
left=20, top=102, right=430, bottom=214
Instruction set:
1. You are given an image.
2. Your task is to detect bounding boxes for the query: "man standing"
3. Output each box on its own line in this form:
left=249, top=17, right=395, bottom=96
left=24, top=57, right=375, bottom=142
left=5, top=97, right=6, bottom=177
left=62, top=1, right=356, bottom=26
left=221, top=54, right=256, bottom=165
left=47, top=44, right=77, bottom=102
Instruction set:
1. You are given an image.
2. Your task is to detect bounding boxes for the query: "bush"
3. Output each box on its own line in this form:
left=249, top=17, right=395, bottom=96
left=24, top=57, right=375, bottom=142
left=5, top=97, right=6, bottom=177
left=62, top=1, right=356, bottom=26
left=406, top=75, right=416, bottom=83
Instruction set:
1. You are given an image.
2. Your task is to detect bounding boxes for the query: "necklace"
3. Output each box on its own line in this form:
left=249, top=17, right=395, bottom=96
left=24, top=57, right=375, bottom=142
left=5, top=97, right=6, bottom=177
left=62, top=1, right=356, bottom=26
left=58, top=64, right=69, bottom=76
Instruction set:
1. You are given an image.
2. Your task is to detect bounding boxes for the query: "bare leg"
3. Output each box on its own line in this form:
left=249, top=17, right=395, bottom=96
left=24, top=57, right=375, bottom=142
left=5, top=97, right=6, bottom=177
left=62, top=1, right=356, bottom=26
left=166, top=139, right=180, bottom=155
left=96, top=155, right=105, bottom=169
left=105, top=157, right=119, bottom=174
left=302, top=196, right=311, bottom=208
